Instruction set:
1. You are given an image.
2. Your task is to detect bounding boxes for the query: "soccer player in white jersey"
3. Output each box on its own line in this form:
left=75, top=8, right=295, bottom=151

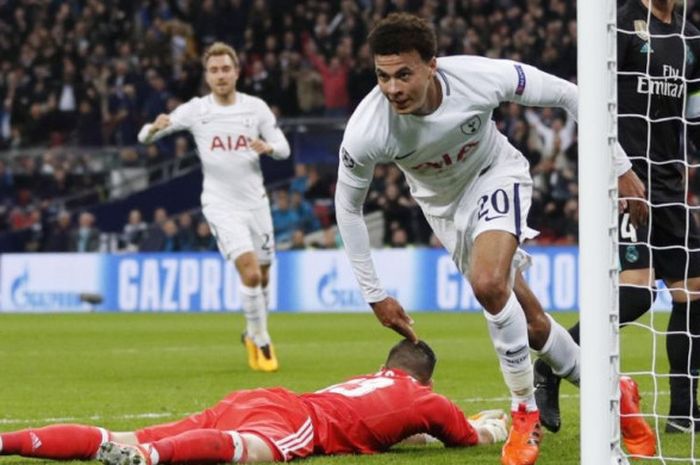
left=138, top=42, right=290, bottom=372
left=334, top=13, right=646, bottom=465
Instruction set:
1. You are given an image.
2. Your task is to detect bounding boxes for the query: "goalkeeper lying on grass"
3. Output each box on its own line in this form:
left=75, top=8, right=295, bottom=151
left=0, top=339, right=506, bottom=465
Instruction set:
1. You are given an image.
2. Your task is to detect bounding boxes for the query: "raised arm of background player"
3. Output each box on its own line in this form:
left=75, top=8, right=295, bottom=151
left=335, top=59, right=646, bottom=342
left=137, top=102, right=291, bottom=159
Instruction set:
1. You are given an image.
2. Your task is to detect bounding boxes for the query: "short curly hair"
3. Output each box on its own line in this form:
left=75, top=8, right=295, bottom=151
left=367, top=13, right=437, bottom=63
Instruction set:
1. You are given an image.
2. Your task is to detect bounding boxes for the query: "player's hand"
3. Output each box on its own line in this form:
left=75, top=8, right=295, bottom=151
left=618, top=169, right=648, bottom=227
left=370, top=297, right=418, bottom=343
left=150, top=114, right=171, bottom=134
left=248, top=138, right=273, bottom=155
left=469, top=409, right=508, bottom=444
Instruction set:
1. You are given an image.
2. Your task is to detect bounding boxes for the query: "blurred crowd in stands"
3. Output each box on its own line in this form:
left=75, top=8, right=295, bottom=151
left=1, top=0, right=699, bottom=252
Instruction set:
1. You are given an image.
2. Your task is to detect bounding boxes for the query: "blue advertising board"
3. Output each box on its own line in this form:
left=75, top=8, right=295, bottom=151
left=0, top=247, right=672, bottom=313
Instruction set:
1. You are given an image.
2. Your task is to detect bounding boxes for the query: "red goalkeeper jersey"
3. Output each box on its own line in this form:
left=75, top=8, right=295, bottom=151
left=300, top=368, right=478, bottom=455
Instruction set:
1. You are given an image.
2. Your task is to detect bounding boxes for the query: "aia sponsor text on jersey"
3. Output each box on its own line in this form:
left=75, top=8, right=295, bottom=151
left=409, top=141, right=479, bottom=172
left=210, top=135, right=249, bottom=151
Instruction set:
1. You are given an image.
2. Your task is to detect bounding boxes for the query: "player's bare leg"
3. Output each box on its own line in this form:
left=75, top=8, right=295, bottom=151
left=98, top=431, right=274, bottom=465
left=663, top=275, right=700, bottom=433
left=514, top=272, right=581, bottom=434
left=469, top=231, right=541, bottom=465
left=236, top=252, right=277, bottom=372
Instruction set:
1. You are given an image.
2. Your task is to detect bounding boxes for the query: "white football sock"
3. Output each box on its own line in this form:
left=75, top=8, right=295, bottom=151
left=0, top=434, right=4, bottom=453
left=145, top=444, right=159, bottom=465
left=228, top=431, right=247, bottom=463
left=261, top=284, right=270, bottom=310
left=484, top=292, right=536, bottom=411
left=536, top=314, right=580, bottom=385
left=240, top=285, right=270, bottom=346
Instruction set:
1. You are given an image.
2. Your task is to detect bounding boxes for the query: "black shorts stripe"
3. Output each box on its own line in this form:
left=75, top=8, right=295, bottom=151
left=514, top=183, right=522, bottom=241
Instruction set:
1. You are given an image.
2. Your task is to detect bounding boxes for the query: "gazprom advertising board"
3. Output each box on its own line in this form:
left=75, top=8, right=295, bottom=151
left=0, top=247, right=668, bottom=313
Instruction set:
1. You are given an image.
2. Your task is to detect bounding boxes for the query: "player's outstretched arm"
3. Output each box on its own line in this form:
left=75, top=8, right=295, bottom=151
left=138, top=101, right=194, bottom=145
left=335, top=180, right=418, bottom=340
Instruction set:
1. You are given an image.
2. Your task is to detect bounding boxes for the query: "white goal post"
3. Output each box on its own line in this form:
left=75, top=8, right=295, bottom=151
left=578, top=1, right=621, bottom=464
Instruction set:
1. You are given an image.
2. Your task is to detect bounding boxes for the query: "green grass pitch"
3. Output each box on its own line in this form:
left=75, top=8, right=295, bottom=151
left=0, top=312, right=694, bottom=464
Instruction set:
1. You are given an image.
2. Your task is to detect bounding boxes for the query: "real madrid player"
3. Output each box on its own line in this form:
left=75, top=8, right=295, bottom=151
left=138, top=42, right=290, bottom=372
left=535, top=0, right=700, bottom=438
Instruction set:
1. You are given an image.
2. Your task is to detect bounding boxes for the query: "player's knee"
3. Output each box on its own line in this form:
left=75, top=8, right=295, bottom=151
left=239, top=269, right=262, bottom=287
left=470, top=272, right=510, bottom=309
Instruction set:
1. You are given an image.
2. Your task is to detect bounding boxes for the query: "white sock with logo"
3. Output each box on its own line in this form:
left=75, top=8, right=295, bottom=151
left=240, top=285, right=270, bottom=347
left=536, top=314, right=581, bottom=385
left=483, top=292, right=536, bottom=412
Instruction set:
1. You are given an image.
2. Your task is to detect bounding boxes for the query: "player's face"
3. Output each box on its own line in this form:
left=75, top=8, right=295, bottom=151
left=374, top=51, right=437, bottom=115
left=205, top=54, right=239, bottom=98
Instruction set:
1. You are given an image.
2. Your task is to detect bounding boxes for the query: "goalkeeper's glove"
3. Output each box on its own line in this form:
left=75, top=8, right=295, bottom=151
left=469, top=409, right=509, bottom=444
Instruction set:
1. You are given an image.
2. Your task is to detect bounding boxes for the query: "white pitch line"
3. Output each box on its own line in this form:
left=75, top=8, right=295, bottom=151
left=0, top=391, right=670, bottom=425
left=0, top=412, right=190, bottom=425
left=459, top=390, right=669, bottom=403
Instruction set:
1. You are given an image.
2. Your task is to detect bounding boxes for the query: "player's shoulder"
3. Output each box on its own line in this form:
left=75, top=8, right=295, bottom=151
left=437, top=54, right=511, bottom=76
left=175, top=95, right=207, bottom=113
left=169, top=96, right=207, bottom=122
left=343, top=87, right=391, bottom=156
left=237, top=91, right=273, bottom=111
left=437, top=54, right=517, bottom=90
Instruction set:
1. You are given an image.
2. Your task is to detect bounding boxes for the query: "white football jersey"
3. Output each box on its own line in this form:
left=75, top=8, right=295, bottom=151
left=339, top=56, right=553, bottom=218
left=139, top=92, right=290, bottom=210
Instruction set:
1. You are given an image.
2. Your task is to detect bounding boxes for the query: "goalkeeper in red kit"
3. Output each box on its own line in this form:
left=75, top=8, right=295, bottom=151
left=0, top=340, right=507, bottom=465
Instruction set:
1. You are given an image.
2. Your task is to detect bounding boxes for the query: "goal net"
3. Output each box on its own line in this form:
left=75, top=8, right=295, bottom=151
left=581, top=0, right=699, bottom=463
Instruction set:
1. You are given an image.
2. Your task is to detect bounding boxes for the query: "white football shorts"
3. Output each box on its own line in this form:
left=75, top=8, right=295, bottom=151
left=202, top=202, right=275, bottom=265
left=425, top=150, right=538, bottom=279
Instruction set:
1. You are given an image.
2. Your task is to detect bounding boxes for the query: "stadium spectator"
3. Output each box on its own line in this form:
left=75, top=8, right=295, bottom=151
left=289, top=228, right=307, bottom=250
left=176, top=212, right=196, bottom=251
left=303, top=38, right=350, bottom=116
left=0, top=160, right=14, bottom=200
left=44, top=210, right=72, bottom=252
left=161, top=219, right=180, bottom=252
left=23, top=207, right=44, bottom=252
left=0, top=340, right=507, bottom=464
left=145, top=144, right=167, bottom=184
left=378, top=182, right=413, bottom=245
left=290, top=191, right=321, bottom=233
left=294, top=61, right=325, bottom=115
left=121, top=209, right=148, bottom=251
left=390, top=227, right=409, bottom=248
left=193, top=220, right=217, bottom=251
left=289, top=163, right=308, bottom=195
left=139, top=207, right=169, bottom=252
left=70, top=212, right=100, bottom=252
left=303, top=165, right=333, bottom=201
left=271, top=189, right=300, bottom=243
left=311, top=226, right=339, bottom=249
